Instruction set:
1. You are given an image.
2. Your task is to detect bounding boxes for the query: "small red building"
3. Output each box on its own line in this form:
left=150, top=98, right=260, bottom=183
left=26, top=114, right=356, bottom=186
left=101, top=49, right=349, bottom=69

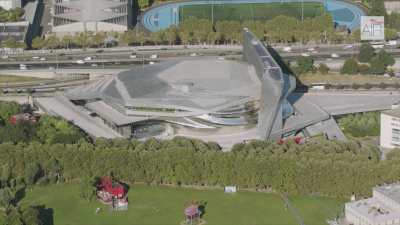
left=96, top=177, right=128, bottom=211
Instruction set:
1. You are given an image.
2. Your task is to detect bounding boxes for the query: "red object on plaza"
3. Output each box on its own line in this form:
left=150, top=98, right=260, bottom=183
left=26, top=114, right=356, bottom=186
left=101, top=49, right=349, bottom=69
left=97, top=177, right=127, bottom=203
left=9, top=113, right=38, bottom=125
left=277, top=136, right=304, bottom=145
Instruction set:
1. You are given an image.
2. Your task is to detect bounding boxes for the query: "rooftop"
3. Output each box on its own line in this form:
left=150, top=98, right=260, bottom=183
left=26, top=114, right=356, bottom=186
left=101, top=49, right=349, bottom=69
left=346, top=197, right=399, bottom=223
left=66, top=58, right=260, bottom=113
left=382, top=107, right=400, bottom=118
left=374, top=183, right=400, bottom=205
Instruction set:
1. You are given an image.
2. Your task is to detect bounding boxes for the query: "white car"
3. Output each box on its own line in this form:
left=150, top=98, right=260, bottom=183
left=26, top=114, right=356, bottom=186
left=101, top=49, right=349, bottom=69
left=301, top=53, right=310, bottom=57
left=32, top=56, right=40, bottom=59
left=91, top=63, right=98, bottom=67
left=39, top=57, right=46, bottom=61
left=372, top=44, right=384, bottom=49
left=386, top=40, right=397, bottom=46
left=190, top=53, right=198, bottom=57
left=76, top=60, right=85, bottom=64
left=283, top=47, right=292, bottom=52
left=331, top=53, right=340, bottom=58
left=19, top=64, right=27, bottom=70
left=129, top=54, right=137, bottom=59
left=343, top=45, right=353, bottom=50
left=149, top=61, right=155, bottom=65
left=149, top=54, right=158, bottom=59
left=84, top=56, right=92, bottom=61
left=307, top=48, right=315, bottom=52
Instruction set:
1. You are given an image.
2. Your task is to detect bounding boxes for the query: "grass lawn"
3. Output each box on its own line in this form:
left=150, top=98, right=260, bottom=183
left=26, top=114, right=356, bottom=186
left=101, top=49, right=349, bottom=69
left=290, top=196, right=344, bottom=225
left=180, top=2, right=325, bottom=23
left=17, top=183, right=343, bottom=225
left=298, top=73, right=399, bottom=85
left=0, top=74, right=45, bottom=84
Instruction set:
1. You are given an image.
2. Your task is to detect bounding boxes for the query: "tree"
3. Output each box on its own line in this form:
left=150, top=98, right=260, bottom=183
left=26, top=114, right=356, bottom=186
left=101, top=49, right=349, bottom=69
left=45, top=35, right=59, bottom=49
left=35, top=116, right=86, bottom=144
left=164, top=26, right=178, bottom=45
left=341, top=58, right=359, bottom=75
left=0, top=188, right=13, bottom=209
left=24, top=163, right=42, bottom=185
left=358, top=43, right=375, bottom=63
left=4, top=207, right=23, bottom=225
left=377, top=49, right=395, bottom=67
left=369, top=0, right=387, bottom=16
left=295, top=56, right=314, bottom=74
left=358, top=64, right=371, bottom=75
left=79, top=177, right=97, bottom=202
left=21, top=205, right=43, bottom=225
left=119, top=30, right=135, bottom=46
left=1, top=37, right=17, bottom=48
left=31, top=37, right=46, bottom=50
left=138, top=0, right=150, bottom=9
left=136, top=31, right=146, bottom=46
left=0, top=101, right=22, bottom=122
left=385, top=28, right=398, bottom=41
left=369, top=56, right=386, bottom=75
left=93, top=32, right=106, bottom=48
left=318, top=63, right=330, bottom=74
left=74, top=32, right=90, bottom=49
left=150, top=31, right=165, bottom=45
left=61, top=35, right=74, bottom=49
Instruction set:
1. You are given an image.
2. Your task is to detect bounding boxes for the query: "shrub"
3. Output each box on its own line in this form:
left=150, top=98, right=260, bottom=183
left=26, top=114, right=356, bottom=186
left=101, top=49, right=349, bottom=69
left=351, top=83, right=360, bottom=89
left=358, top=64, right=371, bottom=75
left=318, top=63, right=330, bottom=74
left=341, top=58, right=359, bottom=75
left=358, top=43, right=375, bottom=63
left=378, top=82, right=388, bottom=89
left=369, top=57, right=386, bottom=75
left=363, top=83, right=372, bottom=89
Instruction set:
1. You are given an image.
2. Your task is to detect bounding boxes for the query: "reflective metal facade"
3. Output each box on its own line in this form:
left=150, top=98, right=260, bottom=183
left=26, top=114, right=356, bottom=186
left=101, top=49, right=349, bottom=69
left=242, top=28, right=296, bottom=140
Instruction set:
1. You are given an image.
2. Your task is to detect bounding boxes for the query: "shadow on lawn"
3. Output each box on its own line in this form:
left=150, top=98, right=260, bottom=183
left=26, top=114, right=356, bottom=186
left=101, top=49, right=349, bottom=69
left=199, top=201, right=207, bottom=218
left=36, top=205, right=54, bottom=225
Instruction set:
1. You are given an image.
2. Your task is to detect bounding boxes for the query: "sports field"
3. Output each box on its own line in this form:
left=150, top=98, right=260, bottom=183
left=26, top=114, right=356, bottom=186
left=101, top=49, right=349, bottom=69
left=179, top=2, right=325, bottom=22
left=12, top=183, right=344, bottom=225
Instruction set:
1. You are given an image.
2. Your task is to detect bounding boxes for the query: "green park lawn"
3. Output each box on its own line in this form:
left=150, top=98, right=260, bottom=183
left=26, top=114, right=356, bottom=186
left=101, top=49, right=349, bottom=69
left=179, top=2, right=325, bottom=22
left=0, top=74, right=45, bottom=84
left=298, top=72, right=399, bottom=85
left=12, top=183, right=344, bottom=225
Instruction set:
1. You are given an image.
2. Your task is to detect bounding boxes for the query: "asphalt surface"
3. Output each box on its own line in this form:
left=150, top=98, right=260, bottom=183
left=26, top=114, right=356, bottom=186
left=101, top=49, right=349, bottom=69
left=1, top=44, right=399, bottom=70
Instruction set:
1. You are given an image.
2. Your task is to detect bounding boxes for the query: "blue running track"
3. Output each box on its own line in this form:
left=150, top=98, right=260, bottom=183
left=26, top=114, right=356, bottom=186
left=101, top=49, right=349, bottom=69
left=141, top=0, right=365, bottom=32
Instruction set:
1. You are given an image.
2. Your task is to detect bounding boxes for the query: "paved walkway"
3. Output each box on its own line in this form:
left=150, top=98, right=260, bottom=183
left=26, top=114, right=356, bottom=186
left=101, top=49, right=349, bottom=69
left=281, top=193, right=305, bottom=225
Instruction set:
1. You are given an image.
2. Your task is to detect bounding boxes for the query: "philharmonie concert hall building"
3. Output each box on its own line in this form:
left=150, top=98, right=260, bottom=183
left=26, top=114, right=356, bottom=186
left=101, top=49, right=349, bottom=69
left=64, top=29, right=298, bottom=140
left=38, top=29, right=400, bottom=146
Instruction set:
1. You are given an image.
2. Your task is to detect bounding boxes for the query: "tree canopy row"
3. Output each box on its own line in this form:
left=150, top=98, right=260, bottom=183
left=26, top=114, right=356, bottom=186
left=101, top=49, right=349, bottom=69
left=0, top=135, right=398, bottom=199
left=25, top=14, right=358, bottom=50
left=0, top=101, right=87, bottom=145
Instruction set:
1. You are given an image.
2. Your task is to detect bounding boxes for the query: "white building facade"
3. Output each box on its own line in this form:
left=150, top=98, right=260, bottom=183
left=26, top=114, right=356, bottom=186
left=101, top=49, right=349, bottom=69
left=51, top=0, right=133, bottom=35
left=0, top=0, right=21, bottom=10
left=345, top=184, right=400, bottom=225
left=380, top=108, right=400, bottom=149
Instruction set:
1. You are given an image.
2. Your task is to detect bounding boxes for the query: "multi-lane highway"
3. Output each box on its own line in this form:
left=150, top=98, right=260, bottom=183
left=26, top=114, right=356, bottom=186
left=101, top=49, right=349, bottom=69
left=1, top=43, right=399, bottom=70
